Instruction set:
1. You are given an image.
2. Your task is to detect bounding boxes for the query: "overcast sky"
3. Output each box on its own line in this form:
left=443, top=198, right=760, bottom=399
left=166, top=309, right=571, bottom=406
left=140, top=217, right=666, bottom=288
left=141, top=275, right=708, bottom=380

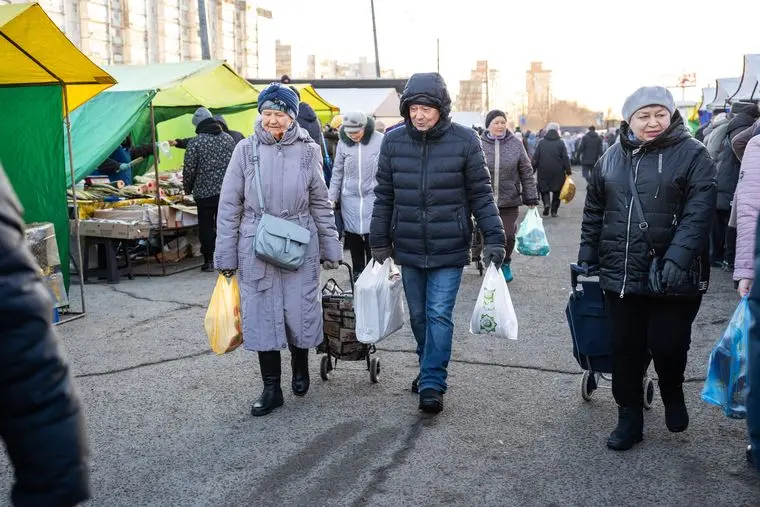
left=271, top=0, right=757, bottom=114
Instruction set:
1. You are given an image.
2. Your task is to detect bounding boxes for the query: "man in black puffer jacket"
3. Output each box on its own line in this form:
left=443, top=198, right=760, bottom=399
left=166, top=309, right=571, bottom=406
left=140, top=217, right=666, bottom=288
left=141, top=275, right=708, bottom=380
left=579, top=86, right=716, bottom=451
left=0, top=166, right=90, bottom=506
left=370, top=72, right=505, bottom=414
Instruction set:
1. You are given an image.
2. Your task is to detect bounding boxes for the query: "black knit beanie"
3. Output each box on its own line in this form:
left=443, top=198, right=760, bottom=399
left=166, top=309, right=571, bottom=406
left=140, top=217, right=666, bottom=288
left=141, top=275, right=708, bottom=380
left=485, top=109, right=507, bottom=128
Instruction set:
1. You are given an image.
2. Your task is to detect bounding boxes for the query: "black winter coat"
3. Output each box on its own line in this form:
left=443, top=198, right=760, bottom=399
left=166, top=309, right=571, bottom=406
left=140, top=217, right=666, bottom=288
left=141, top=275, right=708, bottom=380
left=533, top=130, right=571, bottom=193
left=0, top=167, right=90, bottom=506
left=370, top=72, right=505, bottom=268
left=715, top=104, right=760, bottom=211
left=579, top=112, right=717, bottom=297
left=577, top=131, right=604, bottom=166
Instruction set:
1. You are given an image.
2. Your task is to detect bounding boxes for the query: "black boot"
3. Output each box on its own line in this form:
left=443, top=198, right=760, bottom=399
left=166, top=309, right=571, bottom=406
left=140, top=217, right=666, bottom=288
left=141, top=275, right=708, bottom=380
left=606, top=407, right=644, bottom=451
left=660, top=384, right=689, bottom=433
left=201, top=254, right=213, bottom=272
left=251, top=351, right=284, bottom=417
left=543, top=206, right=550, bottom=217
left=289, top=344, right=310, bottom=397
left=419, top=388, right=443, bottom=414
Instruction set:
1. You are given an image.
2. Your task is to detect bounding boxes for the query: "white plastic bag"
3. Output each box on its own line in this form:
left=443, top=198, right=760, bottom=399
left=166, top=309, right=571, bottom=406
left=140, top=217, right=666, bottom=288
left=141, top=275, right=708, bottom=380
left=469, top=264, right=518, bottom=340
left=354, top=259, right=405, bottom=344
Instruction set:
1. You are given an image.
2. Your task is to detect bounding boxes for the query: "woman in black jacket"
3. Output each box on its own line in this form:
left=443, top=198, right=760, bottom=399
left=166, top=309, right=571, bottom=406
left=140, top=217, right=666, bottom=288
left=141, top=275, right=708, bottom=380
left=533, top=122, right=571, bottom=217
left=578, top=86, right=716, bottom=451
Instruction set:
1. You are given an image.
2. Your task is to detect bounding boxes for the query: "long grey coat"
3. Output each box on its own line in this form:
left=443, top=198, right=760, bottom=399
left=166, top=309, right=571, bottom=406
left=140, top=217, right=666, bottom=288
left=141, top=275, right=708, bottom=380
left=327, top=119, right=384, bottom=235
left=214, top=118, right=342, bottom=351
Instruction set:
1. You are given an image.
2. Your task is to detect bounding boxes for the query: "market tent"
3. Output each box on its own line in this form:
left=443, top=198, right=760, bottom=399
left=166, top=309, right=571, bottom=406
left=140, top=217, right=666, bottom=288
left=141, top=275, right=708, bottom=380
left=706, top=77, right=741, bottom=110
left=103, top=61, right=260, bottom=173
left=65, top=90, right=156, bottom=185
left=701, top=87, right=716, bottom=110
left=451, top=112, right=485, bottom=129
left=730, top=54, right=760, bottom=102
left=0, top=2, right=116, bottom=288
left=251, top=83, right=340, bottom=125
left=315, top=88, right=400, bottom=125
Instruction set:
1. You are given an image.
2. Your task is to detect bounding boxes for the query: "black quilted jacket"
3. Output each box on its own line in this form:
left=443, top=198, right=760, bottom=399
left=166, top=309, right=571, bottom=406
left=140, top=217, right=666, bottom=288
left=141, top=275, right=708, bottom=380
left=370, top=72, right=504, bottom=268
left=578, top=112, right=717, bottom=297
left=0, top=167, right=90, bottom=506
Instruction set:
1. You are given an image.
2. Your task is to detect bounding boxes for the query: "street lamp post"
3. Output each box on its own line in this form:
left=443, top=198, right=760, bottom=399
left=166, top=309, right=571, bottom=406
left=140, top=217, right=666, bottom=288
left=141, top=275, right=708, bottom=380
left=370, top=0, right=381, bottom=77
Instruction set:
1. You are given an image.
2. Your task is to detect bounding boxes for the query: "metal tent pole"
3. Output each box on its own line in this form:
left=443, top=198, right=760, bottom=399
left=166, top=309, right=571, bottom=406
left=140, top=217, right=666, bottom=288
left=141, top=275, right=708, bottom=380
left=149, top=102, right=167, bottom=276
left=62, top=84, right=87, bottom=315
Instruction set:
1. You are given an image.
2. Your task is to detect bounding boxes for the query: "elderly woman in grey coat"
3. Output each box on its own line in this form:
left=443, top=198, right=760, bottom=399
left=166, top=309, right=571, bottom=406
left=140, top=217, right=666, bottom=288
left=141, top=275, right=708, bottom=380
left=328, top=111, right=384, bottom=279
left=215, top=83, right=342, bottom=417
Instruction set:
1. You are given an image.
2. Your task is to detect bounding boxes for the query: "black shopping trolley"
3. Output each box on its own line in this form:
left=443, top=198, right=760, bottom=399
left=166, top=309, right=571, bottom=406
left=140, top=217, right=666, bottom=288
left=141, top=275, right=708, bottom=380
left=317, top=262, right=380, bottom=383
left=565, top=263, right=655, bottom=408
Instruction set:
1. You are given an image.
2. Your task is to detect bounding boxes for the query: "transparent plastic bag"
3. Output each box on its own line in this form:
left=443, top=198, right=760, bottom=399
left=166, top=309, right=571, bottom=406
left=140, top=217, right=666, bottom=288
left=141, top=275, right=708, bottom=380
left=204, top=274, right=243, bottom=355
left=516, top=208, right=550, bottom=256
left=354, top=259, right=405, bottom=344
left=469, top=264, right=518, bottom=340
left=701, top=296, right=750, bottom=418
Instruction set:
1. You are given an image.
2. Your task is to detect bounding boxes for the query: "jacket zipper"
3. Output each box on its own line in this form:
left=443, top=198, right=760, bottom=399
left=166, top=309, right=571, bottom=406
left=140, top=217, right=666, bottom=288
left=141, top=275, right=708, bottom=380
left=494, top=139, right=500, bottom=203
left=358, top=143, right=364, bottom=235
left=620, top=150, right=644, bottom=298
left=421, top=133, right=428, bottom=268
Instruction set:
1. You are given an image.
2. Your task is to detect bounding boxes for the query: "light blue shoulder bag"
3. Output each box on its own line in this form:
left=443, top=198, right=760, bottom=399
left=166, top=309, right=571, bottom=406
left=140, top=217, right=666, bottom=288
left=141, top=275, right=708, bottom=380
left=252, top=141, right=311, bottom=270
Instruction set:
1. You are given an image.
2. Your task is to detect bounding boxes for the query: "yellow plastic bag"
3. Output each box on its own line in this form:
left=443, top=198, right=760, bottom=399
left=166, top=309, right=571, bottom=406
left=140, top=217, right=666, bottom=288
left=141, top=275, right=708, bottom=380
left=205, top=274, right=243, bottom=355
left=560, top=176, right=576, bottom=204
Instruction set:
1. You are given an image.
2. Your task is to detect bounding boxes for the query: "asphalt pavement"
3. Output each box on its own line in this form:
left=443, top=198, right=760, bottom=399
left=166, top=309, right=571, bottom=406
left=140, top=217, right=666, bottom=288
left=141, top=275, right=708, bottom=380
left=2, top=169, right=759, bottom=506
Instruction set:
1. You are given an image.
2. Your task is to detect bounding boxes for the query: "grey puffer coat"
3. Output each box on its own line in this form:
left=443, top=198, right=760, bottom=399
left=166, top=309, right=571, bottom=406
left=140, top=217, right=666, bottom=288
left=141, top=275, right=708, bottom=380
left=480, top=130, right=539, bottom=208
left=214, top=118, right=342, bottom=351
left=328, top=117, right=384, bottom=235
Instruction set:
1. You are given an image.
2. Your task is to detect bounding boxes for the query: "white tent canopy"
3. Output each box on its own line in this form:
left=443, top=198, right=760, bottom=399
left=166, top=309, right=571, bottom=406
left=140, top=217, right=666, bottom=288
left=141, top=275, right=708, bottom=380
left=315, top=88, right=401, bottom=124
left=701, top=87, right=716, bottom=109
left=451, top=112, right=484, bottom=128
left=707, top=77, right=741, bottom=110
left=730, top=54, right=760, bottom=102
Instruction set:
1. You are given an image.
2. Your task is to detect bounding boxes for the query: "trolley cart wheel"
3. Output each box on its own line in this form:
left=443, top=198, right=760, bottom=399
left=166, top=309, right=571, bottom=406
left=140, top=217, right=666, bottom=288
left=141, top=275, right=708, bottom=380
left=581, top=370, right=597, bottom=401
left=320, top=355, right=331, bottom=381
left=369, top=357, right=380, bottom=383
left=643, top=377, right=655, bottom=410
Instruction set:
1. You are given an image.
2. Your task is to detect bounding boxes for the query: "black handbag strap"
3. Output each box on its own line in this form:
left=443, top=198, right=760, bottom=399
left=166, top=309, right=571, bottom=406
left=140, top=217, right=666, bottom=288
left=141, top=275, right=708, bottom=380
left=627, top=154, right=656, bottom=257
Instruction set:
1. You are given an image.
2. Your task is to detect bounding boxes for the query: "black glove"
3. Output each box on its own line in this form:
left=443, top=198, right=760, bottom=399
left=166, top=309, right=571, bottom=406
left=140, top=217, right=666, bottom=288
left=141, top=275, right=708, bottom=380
left=483, top=244, right=506, bottom=267
left=218, top=269, right=236, bottom=278
left=371, top=246, right=393, bottom=264
left=661, top=260, right=687, bottom=292
left=579, top=261, right=599, bottom=276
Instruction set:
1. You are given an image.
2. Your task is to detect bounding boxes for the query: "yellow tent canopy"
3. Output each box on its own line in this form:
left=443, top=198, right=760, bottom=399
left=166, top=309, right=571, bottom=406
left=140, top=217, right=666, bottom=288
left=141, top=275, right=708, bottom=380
left=252, top=83, right=340, bottom=124
left=0, top=2, right=115, bottom=111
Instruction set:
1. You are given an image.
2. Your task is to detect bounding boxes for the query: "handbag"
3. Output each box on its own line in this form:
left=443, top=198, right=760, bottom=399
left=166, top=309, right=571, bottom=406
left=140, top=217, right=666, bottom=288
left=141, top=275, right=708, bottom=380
left=252, top=141, right=311, bottom=270
left=627, top=162, right=664, bottom=295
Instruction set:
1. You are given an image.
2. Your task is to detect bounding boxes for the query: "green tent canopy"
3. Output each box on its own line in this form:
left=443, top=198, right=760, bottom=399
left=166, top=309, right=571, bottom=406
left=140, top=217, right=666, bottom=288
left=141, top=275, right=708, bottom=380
left=65, top=90, right=156, bottom=185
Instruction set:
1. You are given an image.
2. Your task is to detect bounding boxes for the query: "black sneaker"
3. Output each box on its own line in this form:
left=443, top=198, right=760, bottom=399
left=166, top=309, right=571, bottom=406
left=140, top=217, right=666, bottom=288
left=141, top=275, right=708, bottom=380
left=542, top=207, right=550, bottom=217
left=201, top=263, right=214, bottom=272
left=419, top=388, right=443, bottom=414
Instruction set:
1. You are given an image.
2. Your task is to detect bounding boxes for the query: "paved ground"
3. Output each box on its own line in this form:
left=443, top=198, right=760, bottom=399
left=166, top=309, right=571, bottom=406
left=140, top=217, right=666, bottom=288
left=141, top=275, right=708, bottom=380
left=2, top=169, right=759, bottom=506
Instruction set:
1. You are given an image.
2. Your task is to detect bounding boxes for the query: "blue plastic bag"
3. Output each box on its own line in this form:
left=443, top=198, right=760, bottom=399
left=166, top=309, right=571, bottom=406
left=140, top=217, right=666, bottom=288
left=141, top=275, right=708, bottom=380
left=516, top=208, right=550, bottom=256
left=701, top=297, right=751, bottom=419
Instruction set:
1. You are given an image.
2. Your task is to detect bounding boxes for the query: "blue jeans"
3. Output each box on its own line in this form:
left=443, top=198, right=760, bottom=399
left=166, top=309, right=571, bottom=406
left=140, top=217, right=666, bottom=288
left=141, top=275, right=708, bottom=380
left=401, top=266, right=463, bottom=393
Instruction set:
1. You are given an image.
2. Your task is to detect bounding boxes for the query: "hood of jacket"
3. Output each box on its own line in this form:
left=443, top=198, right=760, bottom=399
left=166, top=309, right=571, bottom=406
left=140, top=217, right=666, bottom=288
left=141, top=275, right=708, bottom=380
left=584, top=130, right=600, bottom=140
left=196, top=117, right=223, bottom=135
left=619, top=110, right=691, bottom=153
left=339, top=117, right=376, bottom=146
left=399, top=72, right=452, bottom=141
left=544, top=129, right=561, bottom=141
left=727, top=103, right=760, bottom=137
left=297, top=102, right=318, bottom=123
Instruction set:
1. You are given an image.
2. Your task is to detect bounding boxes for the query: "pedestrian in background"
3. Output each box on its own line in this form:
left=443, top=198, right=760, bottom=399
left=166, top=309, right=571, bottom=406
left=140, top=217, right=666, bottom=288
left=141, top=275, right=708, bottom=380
left=578, top=86, right=716, bottom=451
left=328, top=111, right=384, bottom=279
left=533, top=122, right=571, bottom=217
left=577, top=125, right=604, bottom=180
left=480, top=109, right=539, bottom=283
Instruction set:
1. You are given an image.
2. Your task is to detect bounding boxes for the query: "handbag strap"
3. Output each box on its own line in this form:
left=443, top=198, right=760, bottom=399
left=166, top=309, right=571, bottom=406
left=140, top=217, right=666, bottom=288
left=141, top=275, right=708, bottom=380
left=253, top=139, right=266, bottom=213
left=627, top=152, right=656, bottom=257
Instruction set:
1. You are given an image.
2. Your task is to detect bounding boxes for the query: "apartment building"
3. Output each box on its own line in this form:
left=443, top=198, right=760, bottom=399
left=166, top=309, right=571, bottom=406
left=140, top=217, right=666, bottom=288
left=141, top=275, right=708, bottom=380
left=0, top=0, right=276, bottom=78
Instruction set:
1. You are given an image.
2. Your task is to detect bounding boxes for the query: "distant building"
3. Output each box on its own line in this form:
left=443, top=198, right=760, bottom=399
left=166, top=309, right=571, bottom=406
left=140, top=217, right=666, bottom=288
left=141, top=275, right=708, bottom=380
left=275, top=39, right=292, bottom=78
left=526, top=62, right=553, bottom=128
left=455, top=60, right=499, bottom=114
